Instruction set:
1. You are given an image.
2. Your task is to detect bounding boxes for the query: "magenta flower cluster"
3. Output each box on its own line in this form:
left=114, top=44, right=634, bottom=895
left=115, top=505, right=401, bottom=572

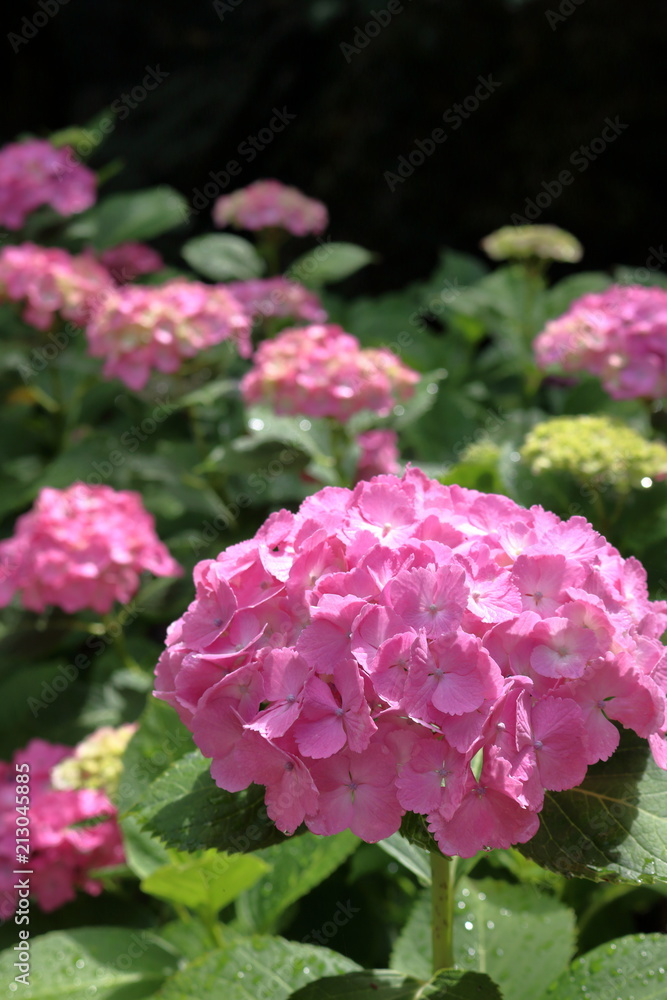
left=241, top=324, right=420, bottom=421
left=356, top=429, right=400, bottom=482
left=213, top=180, right=328, bottom=236
left=226, top=277, right=327, bottom=324
left=155, top=470, right=667, bottom=857
left=0, top=738, right=124, bottom=917
left=98, top=241, right=164, bottom=283
left=86, top=279, right=252, bottom=390
left=0, top=139, right=97, bottom=231
left=535, top=284, right=667, bottom=400
left=0, top=483, right=181, bottom=614
left=0, top=243, right=112, bottom=330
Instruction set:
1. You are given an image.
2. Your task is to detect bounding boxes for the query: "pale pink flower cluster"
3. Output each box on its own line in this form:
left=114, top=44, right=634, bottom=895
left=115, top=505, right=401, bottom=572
left=0, top=738, right=124, bottom=917
left=0, top=243, right=112, bottom=330
left=535, top=284, right=667, bottom=400
left=98, top=242, right=164, bottom=283
left=86, top=279, right=252, bottom=390
left=241, top=324, right=420, bottom=420
left=0, top=483, right=181, bottom=614
left=0, top=138, right=97, bottom=230
left=226, top=277, right=327, bottom=323
left=155, top=469, right=667, bottom=857
left=356, top=429, right=400, bottom=482
left=213, top=180, right=328, bottom=236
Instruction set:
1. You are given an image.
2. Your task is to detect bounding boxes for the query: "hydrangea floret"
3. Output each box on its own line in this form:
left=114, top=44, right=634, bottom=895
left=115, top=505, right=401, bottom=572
left=213, top=180, right=328, bottom=236
left=534, top=284, right=667, bottom=400
left=0, top=243, right=112, bottom=330
left=226, top=277, right=327, bottom=323
left=521, top=415, right=667, bottom=493
left=0, top=736, right=125, bottom=916
left=481, top=225, right=583, bottom=263
left=241, top=323, right=420, bottom=420
left=0, top=483, right=182, bottom=614
left=155, top=469, right=667, bottom=857
left=85, top=279, right=252, bottom=390
left=0, top=138, right=97, bottom=230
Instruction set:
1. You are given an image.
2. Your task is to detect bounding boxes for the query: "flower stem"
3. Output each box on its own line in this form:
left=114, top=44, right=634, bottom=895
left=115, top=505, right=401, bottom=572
left=431, top=851, right=455, bottom=972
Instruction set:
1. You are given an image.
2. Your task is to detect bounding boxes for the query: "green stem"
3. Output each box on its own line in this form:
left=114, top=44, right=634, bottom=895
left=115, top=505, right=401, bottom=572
left=431, top=851, right=455, bottom=972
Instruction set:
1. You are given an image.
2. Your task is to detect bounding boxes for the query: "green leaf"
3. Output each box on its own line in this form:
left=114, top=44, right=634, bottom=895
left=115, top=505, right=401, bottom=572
left=377, top=834, right=432, bottom=886
left=121, top=813, right=171, bottom=880
left=289, top=243, right=377, bottom=287
left=65, top=187, right=187, bottom=250
left=541, top=933, right=667, bottom=1000
left=519, top=728, right=667, bottom=883
left=118, top=696, right=195, bottom=813
left=141, top=849, right=268, bottom=912
left=420, top=970, right=503, bottom=999
left=133, top=751, right=291, bottom=854
left=173, top=377, right=238, bottom=409
left=545, top=272, right=612, bottom=320
left=156, top=931, right=360, bottom=1000
left=0, top=927, right=177, bottom=1000
left=181, top=233, right=265, bottom=281
left=236, top=832, right=359, bottom=933
left=392, top=878, right=575, bottom=997
left=398, top=811, right=441, bottom=854
left=287, top=970, right=503, bottom=1000
left=286, top=970, right=423, bottom=999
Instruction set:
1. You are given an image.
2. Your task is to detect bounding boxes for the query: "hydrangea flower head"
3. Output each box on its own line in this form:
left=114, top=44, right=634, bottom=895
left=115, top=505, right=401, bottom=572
left=0, top=736, right=125, bottom=916
left=226, top=277, right=327, bottom=323
left=0, top=483, right=181, bottom=614
left=0, top=138, right=97, bottom=230
left=155, top=469, right=667, bottom=858
left=534, top=284, right=667, bottom=400
left=51, top=723, right=137, bottom=798
left=481, top=225, right=583, bottom=263
left=0, top=243, right=112, bottom=330
left=521, top=415, right=667, bottom=493
left=356, top=429, right=400, bottom=481
left=98, top=242, right=164, bottom=283
left=241, top=324, right=420, bottom=420
left=213, top=180, right=328, bottom=236
left=85, top=279, right=252, bottom=390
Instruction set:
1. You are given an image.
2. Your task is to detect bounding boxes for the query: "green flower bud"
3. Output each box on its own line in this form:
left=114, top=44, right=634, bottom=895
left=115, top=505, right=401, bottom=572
left=481, top=225, right=583, bottom=263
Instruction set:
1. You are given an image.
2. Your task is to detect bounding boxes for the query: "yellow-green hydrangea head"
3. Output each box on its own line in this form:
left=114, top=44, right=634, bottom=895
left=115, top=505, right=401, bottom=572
left=520, top=415, right=667, bottom=493
left=51, top=723, right=136, bottom=799
left=481, top=225, right=583, bottom=264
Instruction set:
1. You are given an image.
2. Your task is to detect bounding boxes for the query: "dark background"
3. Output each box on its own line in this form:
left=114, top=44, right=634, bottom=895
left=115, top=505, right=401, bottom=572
left=2, top=0, right=666, bottom=291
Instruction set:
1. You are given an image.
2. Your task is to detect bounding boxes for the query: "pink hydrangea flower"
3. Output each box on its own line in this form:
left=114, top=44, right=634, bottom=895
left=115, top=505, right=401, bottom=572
left=98, top=242, right=164, bottom=283
left=155, top=469, right=667, bottom=856
left=0, top=737, right=125, bottom=918
left=213, top=180, right=328, bottom=236
left=226, top=277, right=327, bottom=323
left=241, top=324, right=420, bottom=421
left=85, top=279, right=252, bottom=390
left=0, top=243, right=112, bottom=330
left=534, top=284, right=667, bottom=400
left=0, top=483, right=181, bottom=614
left=355, top=429, right=400, bottom=482
left=0, top=138, right=97, bottom=230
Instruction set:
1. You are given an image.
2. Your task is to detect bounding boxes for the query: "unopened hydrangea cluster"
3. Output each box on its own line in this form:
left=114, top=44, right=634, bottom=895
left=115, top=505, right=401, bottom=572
left=0, top=734, right=126, bottom=917
left=226, top=277, right=327, bottom=324
left=213, top=180, right=328, bottom=236
left=86, top=279, right=252, bottom=390
left=241, top=324, right=420, bottom=420
left=0, top=483, right=181, bottom=614
left=535, top=284, right=667, bottom=400
left=0, top=243, right=112, bottom=330
left=0, top=138, right=97, bottom=230
left=156, top=469, right=667, bottom=857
